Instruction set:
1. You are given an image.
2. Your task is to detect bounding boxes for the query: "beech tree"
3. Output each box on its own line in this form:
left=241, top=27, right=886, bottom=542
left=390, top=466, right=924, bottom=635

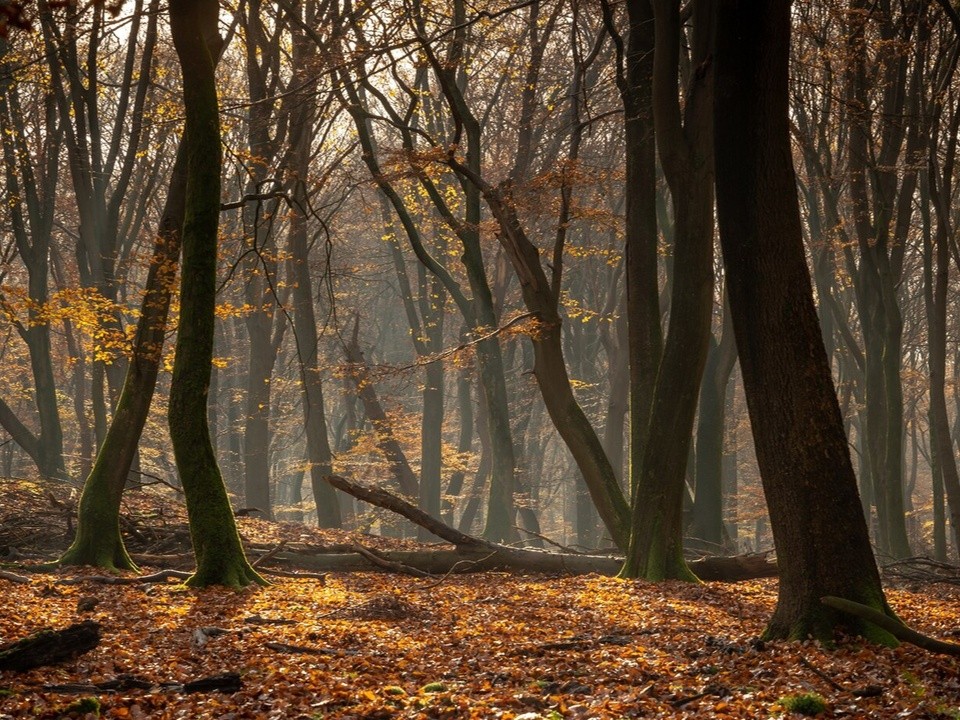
left=621, top=0, right=716, bottom=580
left=167, top=0, right=263, bottom=588
left=0, top=33, right=65, bottom=480
left=714, top=0, right=895, bottom=642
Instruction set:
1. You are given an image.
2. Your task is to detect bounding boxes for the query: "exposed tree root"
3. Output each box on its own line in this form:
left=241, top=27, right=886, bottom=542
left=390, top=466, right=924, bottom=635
left=822, top=596, right=960, bottom=656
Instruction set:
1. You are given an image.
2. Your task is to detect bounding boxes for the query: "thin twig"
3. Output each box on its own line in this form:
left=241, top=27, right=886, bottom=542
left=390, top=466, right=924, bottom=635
left=799, top=656, right=845, bottom=692
left=259, top=567, right=328, bottom=582
left=414, top=551, right=499, bottom=591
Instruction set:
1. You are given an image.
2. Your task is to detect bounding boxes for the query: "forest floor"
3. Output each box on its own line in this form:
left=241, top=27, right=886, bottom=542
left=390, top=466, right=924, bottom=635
left=0, top=480, right=958, bottom=719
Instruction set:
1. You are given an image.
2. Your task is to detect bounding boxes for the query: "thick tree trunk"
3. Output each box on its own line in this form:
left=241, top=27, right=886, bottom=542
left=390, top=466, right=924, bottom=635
left=714, top=0, right=895, bottom=644
left=167, top=0, right=263, bottom=588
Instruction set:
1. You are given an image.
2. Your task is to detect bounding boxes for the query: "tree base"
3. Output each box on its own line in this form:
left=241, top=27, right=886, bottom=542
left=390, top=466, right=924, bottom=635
left=186, top=558, right=267, bottom=589
left=59, top=537, right=138, bottom=574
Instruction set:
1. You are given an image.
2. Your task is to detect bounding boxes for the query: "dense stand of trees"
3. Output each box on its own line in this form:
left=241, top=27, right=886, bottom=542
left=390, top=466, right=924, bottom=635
left=0, top=0, right=959, bottom=640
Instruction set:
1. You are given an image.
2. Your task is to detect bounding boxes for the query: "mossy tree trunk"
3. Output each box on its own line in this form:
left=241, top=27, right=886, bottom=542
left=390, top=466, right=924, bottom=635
left=168, top=0, right=264, bottom=589
left=59, top=143, right=187, bottom=572
left=714, top=0, right=895, bottom=643
left=621, top=0, right=716, bottom=581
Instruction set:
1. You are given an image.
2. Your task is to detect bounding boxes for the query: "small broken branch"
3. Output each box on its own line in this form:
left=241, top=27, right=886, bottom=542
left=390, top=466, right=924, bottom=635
left=57, top=569, right=192, bottom=585
left=798, top=656, right=845, bottom=692
left=0, top=569, right=30, bottom=584
left=265, top=641, right=337, bottom=656
left=252, top=540, right=288, bottom=568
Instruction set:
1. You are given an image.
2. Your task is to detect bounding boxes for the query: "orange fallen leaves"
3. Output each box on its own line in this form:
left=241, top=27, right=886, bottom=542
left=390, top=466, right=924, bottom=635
left=0, top=570, right=958, bottom=718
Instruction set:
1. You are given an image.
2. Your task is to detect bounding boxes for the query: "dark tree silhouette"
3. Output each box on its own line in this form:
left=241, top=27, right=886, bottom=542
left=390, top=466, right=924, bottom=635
left=713, top=0, right=895, bottom=642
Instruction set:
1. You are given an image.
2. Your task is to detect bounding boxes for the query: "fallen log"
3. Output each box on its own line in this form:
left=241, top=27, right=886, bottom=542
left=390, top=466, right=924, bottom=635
left=690, top=552, right=778, bottom=581
left=320, top=475, right=778, bottom=581
left=0, top=620, right=100, bottom=671
left=267, top=547, right=623, bottom=575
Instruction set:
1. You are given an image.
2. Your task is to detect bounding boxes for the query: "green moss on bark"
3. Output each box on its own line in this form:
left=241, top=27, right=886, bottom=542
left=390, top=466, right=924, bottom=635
left=167, top=0, right=264, bottom=589
left=762, top=585, right=898, bottom=647
left=619, top=516, right=699, bottom=582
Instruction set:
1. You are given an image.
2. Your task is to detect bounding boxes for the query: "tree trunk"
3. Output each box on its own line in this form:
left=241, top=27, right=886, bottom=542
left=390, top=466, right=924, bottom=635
left=60, top=143, right=187, bottom=571
left=419, top=334, right=445, bottom=539
left=924, top=119, right=960, bottom=560
left=167, top=0, right=264, bottom=588
left=620, top=0, right=662, bottom=509
left=692, top=299, right=737, bottom=545
left=442, top=360, right=474, bottom=524
left=714, top=0, right=895, bottom=644
left=622, top=0, right=716, bottom=581
left=343, top=324, right=419, bottom=500
left=0, top=58, right=66, bottom=481
left=285, top=70, right=340, bottom=526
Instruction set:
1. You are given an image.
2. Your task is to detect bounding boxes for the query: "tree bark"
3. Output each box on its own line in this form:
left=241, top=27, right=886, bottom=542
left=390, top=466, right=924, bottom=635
left=60, top=143, right=187, bottom=571
left=167, top=0, right=264, bottom=588
left=622, top=0, right=716, bottom=581
left=0, top=621, right=100, bottom=672
left=284, top=25, right=341, bottom=527
left=620, top=0, right=662, bottom=507
left=714, top=0, right=895, bottom=643
left=692, top=299, right=737, bottom=545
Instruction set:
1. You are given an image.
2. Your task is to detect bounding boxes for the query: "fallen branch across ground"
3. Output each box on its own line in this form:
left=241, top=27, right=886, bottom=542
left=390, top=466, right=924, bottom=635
left=320, top=475, right=778, bottom=581
left=39, top=673, right=242, bottom=694
left=57, top=569, right=192, bottom=585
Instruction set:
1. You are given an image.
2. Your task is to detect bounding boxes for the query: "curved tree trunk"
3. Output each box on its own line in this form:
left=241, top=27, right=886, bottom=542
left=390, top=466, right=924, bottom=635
left=714, top=0, right=895, bottom=644
left=60, top=144, right=187, bottom=571
left=168, top=0, right=263, bottom=589
left=622, top=0, right=716, bottom=581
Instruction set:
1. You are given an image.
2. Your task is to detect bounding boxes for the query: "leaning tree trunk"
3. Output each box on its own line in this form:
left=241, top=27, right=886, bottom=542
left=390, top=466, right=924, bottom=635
left=167, top=0, right=264, bottom=588
left=714, top=0, right=895, bottom=644
left=60, top=143, right=187, bottom=571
